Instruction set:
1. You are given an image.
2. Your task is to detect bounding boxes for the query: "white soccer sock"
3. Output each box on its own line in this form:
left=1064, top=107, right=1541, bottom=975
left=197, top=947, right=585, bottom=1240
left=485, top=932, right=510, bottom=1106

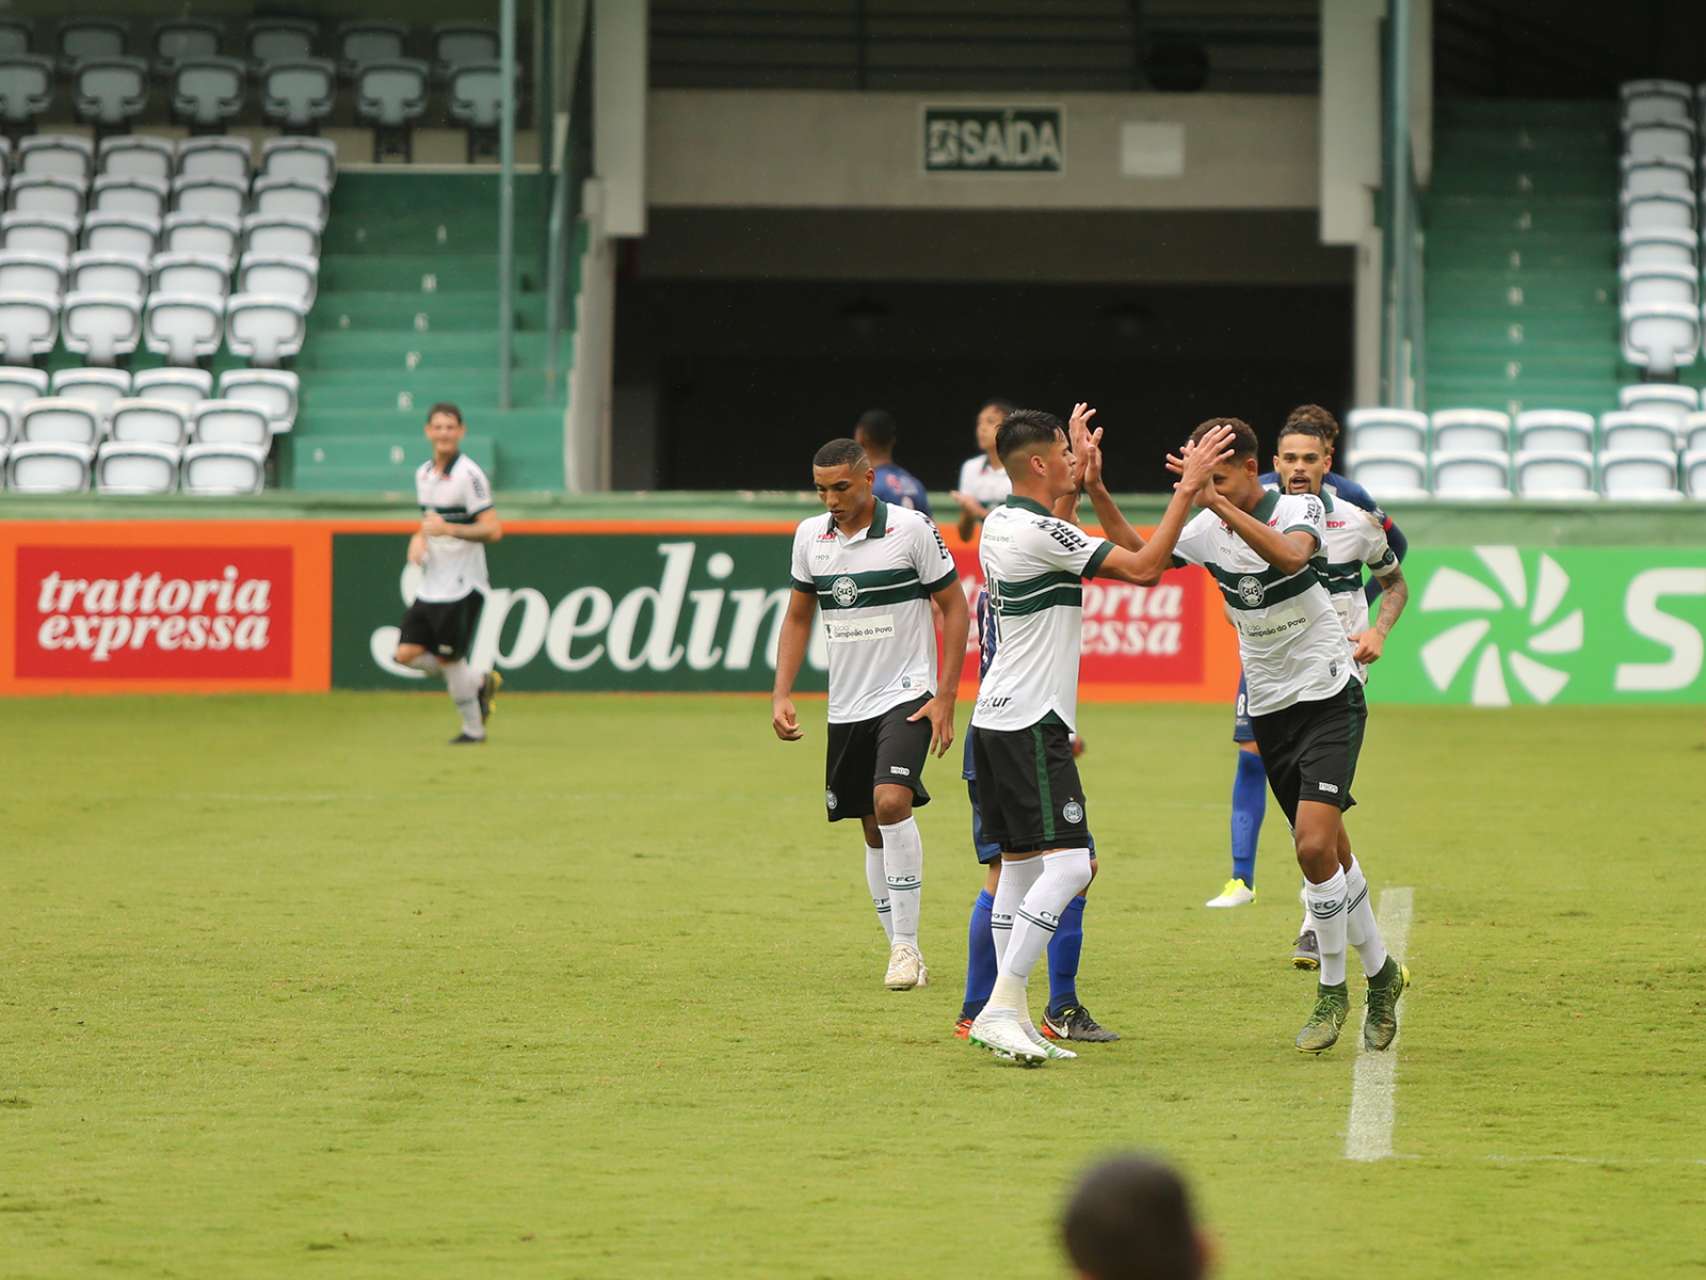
left=1002, top=848, right=1093, bottom=985
left=985, top=855, right=1045, bottom=1015
left=405, top=653, right=442, bottom=675
left=1305, top=867, right=1350, bottom=986
left=865, top=844, right=893, bottom=942
left=1344, top=856, right=1388, bottom=978
left=878, top=817, right=923, bottom=948
left=443, top=660, right=484, bottom=737
left=1298, top=881, right=1311, bottom=937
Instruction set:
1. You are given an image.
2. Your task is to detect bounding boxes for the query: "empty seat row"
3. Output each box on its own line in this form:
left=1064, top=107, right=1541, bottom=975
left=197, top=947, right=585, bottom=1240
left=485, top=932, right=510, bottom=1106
left=0, top=134, right=335, bottom=188
left=0, top=290, right=305, bottom=366
left=2, top=396, right=273, bottom=448
left=1349, top=406, right=1706, bottom=455
left=1620, top=93, right=1706, bottom=376
left=0, top=365, right=296, bottom=433
left=3, top=209, right=318, bottom=263
left=3, top=440, right=266, bottom=495
left=0, top=249, right=316, bottom=305
left=1349, top=447, right=1704, bottom=502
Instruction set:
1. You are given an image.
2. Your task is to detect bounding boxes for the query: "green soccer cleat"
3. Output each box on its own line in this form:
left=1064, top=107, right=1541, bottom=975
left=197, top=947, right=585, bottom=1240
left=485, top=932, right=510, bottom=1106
left=1291, top=929, right=1320, bottom=971
left=1362, top=958, right=1411, bottom=1051
left=1294, top=982, right=1350, bottom=1054
left=478, top=670, right=503, bottom=724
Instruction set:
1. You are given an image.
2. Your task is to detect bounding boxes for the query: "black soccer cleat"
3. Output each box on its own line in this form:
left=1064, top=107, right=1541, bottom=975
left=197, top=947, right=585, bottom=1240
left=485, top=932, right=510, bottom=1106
left=1041, top=1003, right=1121, bottom=1042
left=449, top=732, right=486, bottom=745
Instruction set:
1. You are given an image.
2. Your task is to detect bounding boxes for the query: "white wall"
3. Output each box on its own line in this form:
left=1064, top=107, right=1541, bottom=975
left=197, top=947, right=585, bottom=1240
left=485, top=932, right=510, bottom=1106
left=648, top=90, right=1320, bottom=211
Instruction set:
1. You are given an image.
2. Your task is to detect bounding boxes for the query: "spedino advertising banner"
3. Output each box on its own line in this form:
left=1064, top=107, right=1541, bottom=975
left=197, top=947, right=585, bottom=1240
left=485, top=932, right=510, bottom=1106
left=330, top=524, right=1239, bottom=699
left=1372, top=547, right=1706, bottom=704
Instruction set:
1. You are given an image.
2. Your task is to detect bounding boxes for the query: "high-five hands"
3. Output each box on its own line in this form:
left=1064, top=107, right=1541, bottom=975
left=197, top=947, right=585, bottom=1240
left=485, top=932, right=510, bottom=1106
left=1165, top=425, right=1237, bottom=507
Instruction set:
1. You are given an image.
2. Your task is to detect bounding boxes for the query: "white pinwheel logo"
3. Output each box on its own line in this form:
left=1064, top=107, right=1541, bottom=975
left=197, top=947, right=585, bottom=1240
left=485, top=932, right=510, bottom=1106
left=1418, top=547, right=1583, bottom=706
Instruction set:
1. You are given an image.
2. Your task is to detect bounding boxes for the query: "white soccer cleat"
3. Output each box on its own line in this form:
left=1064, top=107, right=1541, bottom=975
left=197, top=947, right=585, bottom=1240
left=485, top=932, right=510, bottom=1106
left=1205, top=878, right=1256, bottom=908
left=884, top=941, right=928, bottom=990
left=968, top=1010, right=1046, bottom=1066
left=1026, top=1020, right=1077, bottom=1061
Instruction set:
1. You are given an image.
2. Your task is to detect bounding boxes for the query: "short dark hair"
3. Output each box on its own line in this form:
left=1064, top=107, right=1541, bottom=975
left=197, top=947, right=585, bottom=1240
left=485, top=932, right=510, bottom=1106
left=426, top=402, right=464, bottom=424
left=1189, top=417, right=1258, bottom=459
left=1276, top=418, right=1333, bottom=450
left=981, top=397, right=1016, bottom=418
left=813, top=437, right=868, bottom=470
left=1283, top=404, right=1341, bottom=447
left=1061, top=1155, right=1203, bottom=1280
left=855, top=409, right=898, bottom=449
left=996, top=408, right=1064, bottom=462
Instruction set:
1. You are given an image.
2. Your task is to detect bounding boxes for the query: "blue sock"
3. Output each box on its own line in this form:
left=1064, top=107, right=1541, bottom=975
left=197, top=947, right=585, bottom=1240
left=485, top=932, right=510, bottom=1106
left=1046, top=896, right=1086, bottom=1016
left=1231, top=749, right=1266, bottom=888
left=960, top=890, right=997, bottom=1021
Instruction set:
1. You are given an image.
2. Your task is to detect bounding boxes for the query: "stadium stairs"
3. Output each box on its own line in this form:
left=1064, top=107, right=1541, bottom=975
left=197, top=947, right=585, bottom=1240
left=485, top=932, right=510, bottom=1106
left=1426, top=98, right=1623, bottom=417
left=284, top=171, right=575, bottom=493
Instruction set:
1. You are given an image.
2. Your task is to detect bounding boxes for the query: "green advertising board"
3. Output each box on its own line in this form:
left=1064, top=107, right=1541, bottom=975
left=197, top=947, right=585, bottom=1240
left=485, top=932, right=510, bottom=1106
left=331, top=531, right=830, bottom=692
left=1372, top=547, right=1706, bottom=705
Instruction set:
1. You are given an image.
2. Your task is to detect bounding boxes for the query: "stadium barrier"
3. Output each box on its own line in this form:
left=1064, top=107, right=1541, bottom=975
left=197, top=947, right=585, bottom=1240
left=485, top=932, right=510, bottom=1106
left=2, top=515, right=1702, bottom=704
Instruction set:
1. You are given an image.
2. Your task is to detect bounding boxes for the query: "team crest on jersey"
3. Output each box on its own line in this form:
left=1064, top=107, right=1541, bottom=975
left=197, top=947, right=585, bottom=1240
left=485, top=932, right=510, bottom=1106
left=1237, top=575, right=1266, bottom=607
left=1063, top=800, right=1084, bottom=824
left=831, top=576, right=859, bottom=607
left=825, top=788, right=839, bottom=810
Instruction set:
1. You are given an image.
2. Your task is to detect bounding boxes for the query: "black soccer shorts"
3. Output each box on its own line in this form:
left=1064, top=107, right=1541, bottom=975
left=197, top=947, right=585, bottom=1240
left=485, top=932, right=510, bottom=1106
left=823, top=694, right=932, bottom=821
left=398, top=590, right=485, bottom=662
left=1249, top=678, right=1367, bottom=826
left=970, top=717, right=1091, bottom=854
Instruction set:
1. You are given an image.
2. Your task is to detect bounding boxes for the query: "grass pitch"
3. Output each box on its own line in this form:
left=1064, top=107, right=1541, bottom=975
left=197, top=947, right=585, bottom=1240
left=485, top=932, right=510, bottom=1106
left=3, top=694, right=1703, bottom=1278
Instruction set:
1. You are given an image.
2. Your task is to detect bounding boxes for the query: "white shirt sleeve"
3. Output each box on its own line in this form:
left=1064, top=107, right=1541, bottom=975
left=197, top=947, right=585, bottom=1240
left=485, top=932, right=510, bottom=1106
left=1026, top=515, right=1114, bottom=579
left=789, top=523, right=814, bottom=591
left=958, top=456, right=980, bottom=493
left=910, top=515, right=959, bottom=593
left=1170, top=512, right=1212, bottom=568
left=1279, top=493, right=1327, bottom=553
left=461, top=459, right=494, bottom=515
left=1359, top=511, right=1399, bottom=577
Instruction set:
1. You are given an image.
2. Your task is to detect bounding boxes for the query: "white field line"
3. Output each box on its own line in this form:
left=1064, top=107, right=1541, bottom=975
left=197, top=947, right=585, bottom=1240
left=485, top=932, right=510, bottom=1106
left=1344, top=886, right=1414, bottom=1163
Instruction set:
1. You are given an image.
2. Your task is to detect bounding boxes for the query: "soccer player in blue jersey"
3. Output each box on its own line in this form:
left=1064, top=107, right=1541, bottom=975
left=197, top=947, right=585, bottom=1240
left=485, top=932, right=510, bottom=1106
left=1205, top=405, right=1408, bottom=950
left=855, top=409, right=932, bottom=517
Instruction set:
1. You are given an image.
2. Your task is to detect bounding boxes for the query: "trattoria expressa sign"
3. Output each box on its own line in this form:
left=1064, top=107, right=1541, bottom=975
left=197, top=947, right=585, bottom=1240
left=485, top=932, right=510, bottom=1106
left=923, top=106, right=1064, bottom=173
left=15, top=546, right=292, bottom=678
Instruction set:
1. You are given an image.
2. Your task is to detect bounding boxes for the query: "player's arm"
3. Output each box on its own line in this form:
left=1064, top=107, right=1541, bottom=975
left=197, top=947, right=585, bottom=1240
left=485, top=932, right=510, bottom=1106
left=1094, top=425, right=1236, bottom=583
left=407, top=528, right=427, bottom=566
left=422, top=506, right=503, bottom=544
left=1203, top=494, right=1316, bottom=575
left=771, top=583, right=816, bottom=742
left=1080, top=422, right=1144, bottom=552
left=1352, top=559, right=1408, bottom=664
left=911, top=576, right=969, bottom=757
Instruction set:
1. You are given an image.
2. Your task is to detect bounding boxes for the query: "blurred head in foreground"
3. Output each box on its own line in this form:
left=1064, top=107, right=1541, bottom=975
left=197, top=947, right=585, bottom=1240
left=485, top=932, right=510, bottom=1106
left=1061, top=1154, right=1212, bottom=1280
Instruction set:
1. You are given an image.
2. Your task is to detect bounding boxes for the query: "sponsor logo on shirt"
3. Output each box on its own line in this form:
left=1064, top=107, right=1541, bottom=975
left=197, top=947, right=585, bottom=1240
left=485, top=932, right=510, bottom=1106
left=1317, top=781, right=1340, bottom=794
left=825, top=615, right=897, bottom=644
left=889, top=765, right=911, bottom=776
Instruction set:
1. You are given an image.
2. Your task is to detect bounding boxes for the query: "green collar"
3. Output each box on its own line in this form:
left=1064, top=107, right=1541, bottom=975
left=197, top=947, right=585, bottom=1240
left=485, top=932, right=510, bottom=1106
left=1004, top=494, right=1053, bottom=517
left=826, top=498, right=888, bottom=540
left=1252, top=490, right=1280, bottom=521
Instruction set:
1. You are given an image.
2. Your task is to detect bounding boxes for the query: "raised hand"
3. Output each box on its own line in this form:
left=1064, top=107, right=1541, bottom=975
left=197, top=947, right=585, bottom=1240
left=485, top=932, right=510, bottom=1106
left=1082, top=426, right=1106, bottom=492
left=1166, top=425, right=1237, bottom=505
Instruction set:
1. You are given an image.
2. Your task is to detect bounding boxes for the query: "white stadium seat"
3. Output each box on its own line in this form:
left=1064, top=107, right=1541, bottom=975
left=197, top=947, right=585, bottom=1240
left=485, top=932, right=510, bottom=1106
left=69, top=250, right=148, bottom=297
left=58, top=19, right=127, bottom=66
left=355, top=58, right=430, bottom=130
left=237, top=252, right=318, bottom=306
left=109, top=397, right=189, bottom=445
left=0, top=367, right=50, bottom=420
left=0, top=293, right=59, bottom=363
left=144, top=293, right=223, bottom=365
left=0, top=407, right=10, bottom=446
left=1624, top=121, right=1695, bottom=164
left=1619, top=383, right=1697, bottom=427
left=1621, top=263, right=1699, bottom=309
left=1621, top=190, right=1695, bottom=233
left=261, top=58, right=337, bottom=130
left=1515, top=410, right=1596, bottom=453
left=18, top=133, right=93, bottom=181
left=151, top=250, right=230, bottom=300
left=98, top=135, right=174, bottom=184
left=10, top=174, right=86, bottom=221
left=1685, top=448, right=1706, bottom=497
left=132, top=367, right=213, bottom=415
left=1619, top=228, right=1697, bottom=271
left=192, top=400, right=271, bottom=448
left=247, top=18, right=317, bottom=65
left=0, top=440, right=7, bottom=478
left=8, top=441, right=94, bottom=492
left=97, top=441, right=180, bottom=494
left=1622, top=303, right=1699, bottom=374
left=1431, top=449, right=1512, bottom=500
left=154, top=20, right=222, bottom=74
left=1430, top=409, right=1510, bottom=455
left=74, top=56, right=150, bottom=128
left=0, top=55, right=56, bottom=132
left=80, top=212, right=159, bottom=259
left=1599, top=410, right=1680, bottom=453
left=1621, top=156, right=1694, bottom=199
left=260, top=136, right=336, bottom=189
left=182, top=442, right=266, bottom=495
left=224, top=294, right=307, bottom=366
left=175, top=136, right=251, bottom=184
left=1345, top=449, right=1428, bottom=501
left=1514, top=449, right=1596, bottom=500
left=61, top=291, right=144, bottom=365
left=1601, top=449, right=1682, bottom=500
left=172, top=175, right=247, bottom=223
left=250, top=175, right=328, bottom=226
left=162, top=212, right=241, bottom=261
left=1685, top=411, right=1706, bottom=454
left=1345, top=407, right=1428, bottom=455
left=0, top=251, right=67, bottom=297
left=171, top=57, right=247, bottom=128
left=51, top=368, right=130, bottom=424
left=2, top=212, right=78, bottom=258
left=92, top=174, right=169, bottom=222
left=241, top=213, right=320, bottom=259
left=219, top=369, right=299, bottom=433
left=338, top=21, right=408, bottom=76
left=19, top=396, right=101, bottom=445
left=434, top=23, right=499, bottom=71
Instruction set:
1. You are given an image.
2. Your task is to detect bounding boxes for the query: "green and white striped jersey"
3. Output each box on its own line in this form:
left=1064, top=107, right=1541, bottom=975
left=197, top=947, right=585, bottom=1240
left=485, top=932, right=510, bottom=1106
left=1317, top=492, right=1398, bottom=684
left=971, top=496, right=1114, bottom=733
left=1170, top=491, right=1350, bottom=716
left=789, top=500, right=959, bottom=724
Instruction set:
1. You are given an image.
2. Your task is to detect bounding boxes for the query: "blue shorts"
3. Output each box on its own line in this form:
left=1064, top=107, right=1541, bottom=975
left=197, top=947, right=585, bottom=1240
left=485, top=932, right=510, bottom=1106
left=1233, top=671, right=1255, bottom=744
left=966, top=770, right=1097, bottom=865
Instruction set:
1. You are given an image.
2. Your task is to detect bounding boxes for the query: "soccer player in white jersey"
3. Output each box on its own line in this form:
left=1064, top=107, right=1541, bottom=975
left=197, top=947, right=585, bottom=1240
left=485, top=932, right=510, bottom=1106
left=393, top=403, right=504, bottom=744
left=966, top=410, right=1235, bottom=1066
left=771, top=438, right=970, bottom=991
left=1269, top=417, right=1410, bottom=967
left=949, top=397, right=1015, bottom=541
left=1166, top=418, right=1409, bottom=1053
